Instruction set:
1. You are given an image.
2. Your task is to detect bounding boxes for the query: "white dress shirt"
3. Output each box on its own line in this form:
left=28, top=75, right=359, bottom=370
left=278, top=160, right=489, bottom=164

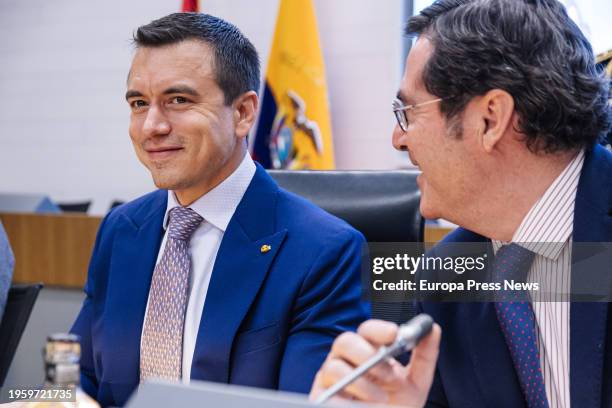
left=492, top=149, right=585, bottom=408
left=140, top=152, right=256, bottom=383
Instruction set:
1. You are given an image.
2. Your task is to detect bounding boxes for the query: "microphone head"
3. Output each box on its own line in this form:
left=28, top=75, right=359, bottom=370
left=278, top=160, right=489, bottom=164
left=396, top=314, right=434, bottom=349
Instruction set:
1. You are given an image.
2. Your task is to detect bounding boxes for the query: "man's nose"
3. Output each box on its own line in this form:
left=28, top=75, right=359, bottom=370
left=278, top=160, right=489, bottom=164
left=392, top=124, right=408, bottom=151
left=142, top=106, right=171, bottom=138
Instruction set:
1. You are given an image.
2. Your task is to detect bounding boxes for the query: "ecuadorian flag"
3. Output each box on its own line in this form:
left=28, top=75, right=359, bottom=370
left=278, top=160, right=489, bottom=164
left=253, top=0, right=335, bottom=169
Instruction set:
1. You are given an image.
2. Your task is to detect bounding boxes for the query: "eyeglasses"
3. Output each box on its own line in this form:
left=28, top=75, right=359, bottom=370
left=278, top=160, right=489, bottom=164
left=392, top=97, right=445, bottom=132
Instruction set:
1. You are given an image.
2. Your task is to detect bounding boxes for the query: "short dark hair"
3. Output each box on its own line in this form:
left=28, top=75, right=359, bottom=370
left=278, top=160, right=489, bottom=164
left=134, top=12, right=260, bottom=105
left=407, top=0, right=611, bottom=153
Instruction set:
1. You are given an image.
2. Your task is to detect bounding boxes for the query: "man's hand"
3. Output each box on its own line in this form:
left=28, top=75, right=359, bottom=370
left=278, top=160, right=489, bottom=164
left=310, top=319, right=441, bottom=407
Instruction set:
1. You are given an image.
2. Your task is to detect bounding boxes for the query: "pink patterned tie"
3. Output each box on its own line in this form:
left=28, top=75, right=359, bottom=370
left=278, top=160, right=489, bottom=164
left=140, top=206, right=203, bottom=382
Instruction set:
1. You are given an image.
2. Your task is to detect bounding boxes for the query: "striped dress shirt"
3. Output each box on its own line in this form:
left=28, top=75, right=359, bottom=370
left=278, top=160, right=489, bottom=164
left=492, top=149, right=585, bottom=408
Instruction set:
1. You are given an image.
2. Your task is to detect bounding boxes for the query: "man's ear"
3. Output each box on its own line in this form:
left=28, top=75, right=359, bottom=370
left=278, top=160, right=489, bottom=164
left=233, top=91, right=259, bottom=139
left=479, top=89, right=515, bottom=153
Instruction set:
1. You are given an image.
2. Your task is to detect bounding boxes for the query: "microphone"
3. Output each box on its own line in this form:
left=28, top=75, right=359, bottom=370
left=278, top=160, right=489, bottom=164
left=314, top=314, right=434, bottom=405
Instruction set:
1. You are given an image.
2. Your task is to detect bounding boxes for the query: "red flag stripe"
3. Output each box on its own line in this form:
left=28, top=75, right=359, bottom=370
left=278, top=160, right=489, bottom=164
left=181, top=0, right=199, bottom=12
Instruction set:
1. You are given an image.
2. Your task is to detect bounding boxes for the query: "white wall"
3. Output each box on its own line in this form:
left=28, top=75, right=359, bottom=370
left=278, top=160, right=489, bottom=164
left=0, top=0, right=407, bottom=215
left=414, top=0, right=612, bottom=55
left=561, top=0, right=612, bottom=55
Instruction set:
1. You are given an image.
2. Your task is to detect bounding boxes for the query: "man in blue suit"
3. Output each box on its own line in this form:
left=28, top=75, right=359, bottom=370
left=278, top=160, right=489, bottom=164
left=311, top=1, right=611, bottom=407
left=70, top=13, right=367, bottom=407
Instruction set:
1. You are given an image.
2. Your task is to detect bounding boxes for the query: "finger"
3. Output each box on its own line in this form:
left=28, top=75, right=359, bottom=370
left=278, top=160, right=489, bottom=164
left=317, top=358, right=389, bottom=404
left=330, top=332, right=376, bottom=363
left=330, top=331, right=398, bottom=384
left=357, top=319, right=399, bottom=347
left=356, top=320, right=405, bottom=385
left=405, top=323, right=442, bottom=391
left=310, top=339, right=362, bottom=401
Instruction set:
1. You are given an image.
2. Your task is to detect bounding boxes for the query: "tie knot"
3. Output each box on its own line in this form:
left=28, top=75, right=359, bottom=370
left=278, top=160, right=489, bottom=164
left=497, top=243, right=534, bottom=261
left=493, top=243, right=535, bottom=281
left=167, top=207, right=203, bottom=241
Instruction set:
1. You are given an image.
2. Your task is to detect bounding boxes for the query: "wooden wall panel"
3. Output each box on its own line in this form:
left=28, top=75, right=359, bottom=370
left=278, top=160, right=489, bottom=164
left=0, top=212, right=101, bottom=288
left=424, top=226, right=453, bottom=244
left=0, top=212, right=453, bottom=289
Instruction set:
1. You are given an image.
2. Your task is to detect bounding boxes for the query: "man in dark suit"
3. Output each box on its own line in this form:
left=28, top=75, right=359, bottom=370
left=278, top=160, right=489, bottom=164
left=70, top=13, right=367, bottom=407
left=311, top=1, right=611, bottom=407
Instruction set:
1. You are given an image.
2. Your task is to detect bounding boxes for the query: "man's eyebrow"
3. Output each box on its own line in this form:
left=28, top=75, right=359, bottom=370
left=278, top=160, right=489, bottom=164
left=396, top=91, right=415, bottom=105
left=125, top=90, right=143, bottom=101
left=125, top=86, right=200, bottom=101
left=162, top=86, right=200, bottom=97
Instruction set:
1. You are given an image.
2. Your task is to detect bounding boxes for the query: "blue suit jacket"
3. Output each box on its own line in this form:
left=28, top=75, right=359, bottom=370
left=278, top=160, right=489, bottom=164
left=71, top=164, right=368, bottom=407
left=419, top=145, right=612, bottom=407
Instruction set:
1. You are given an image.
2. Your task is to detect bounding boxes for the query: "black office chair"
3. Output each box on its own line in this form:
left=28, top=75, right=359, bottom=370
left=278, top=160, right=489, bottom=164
left=268, top=170, right=423, bottom=242
left=58, top=201, right=91, bottom=213
left=109, top=200, right=125, bottom=212
left=268, top=170, right=422, bottom=324
left=0, top=283, right=43, bottom=387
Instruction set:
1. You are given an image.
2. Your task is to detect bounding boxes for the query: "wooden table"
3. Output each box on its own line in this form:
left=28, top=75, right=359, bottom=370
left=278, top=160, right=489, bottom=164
left=0, top=212, right=453, bottom=289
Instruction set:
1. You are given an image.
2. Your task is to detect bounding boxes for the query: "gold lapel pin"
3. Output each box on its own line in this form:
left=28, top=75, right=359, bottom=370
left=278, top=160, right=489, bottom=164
left=260, top=244, right=272, bottom=254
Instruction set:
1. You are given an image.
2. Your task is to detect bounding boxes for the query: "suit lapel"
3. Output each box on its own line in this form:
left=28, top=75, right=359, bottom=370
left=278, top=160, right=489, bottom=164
left=569, top=145, right=611, bottom=408
left=569, top=302, right=607, bottom=408
left=190, top=165, right=288, bottom=383
left=104, top=191, right=166, bottom=384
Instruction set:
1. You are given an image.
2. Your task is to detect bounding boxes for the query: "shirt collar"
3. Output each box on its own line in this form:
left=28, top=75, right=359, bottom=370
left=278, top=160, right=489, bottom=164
left=162, top=152, right=256, bottom=232
left=493, top=149, right=585, bottom=260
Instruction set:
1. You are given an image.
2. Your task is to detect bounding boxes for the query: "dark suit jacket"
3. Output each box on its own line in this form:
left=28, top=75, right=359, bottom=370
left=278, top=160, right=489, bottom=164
left=71, top=164, right=368, bottom=407
left=419, top=144, right=612, bottom=407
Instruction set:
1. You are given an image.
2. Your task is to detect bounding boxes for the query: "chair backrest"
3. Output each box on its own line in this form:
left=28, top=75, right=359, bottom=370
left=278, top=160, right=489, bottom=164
left=268, top=170, right=423, bottom=242
left=58, top=201, right=91, bottom=213
left=0, top=283, right=43, bottom=387
left=109, top=200, right=125, bottom=212
left=268, top=170, right=422, bottom=325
